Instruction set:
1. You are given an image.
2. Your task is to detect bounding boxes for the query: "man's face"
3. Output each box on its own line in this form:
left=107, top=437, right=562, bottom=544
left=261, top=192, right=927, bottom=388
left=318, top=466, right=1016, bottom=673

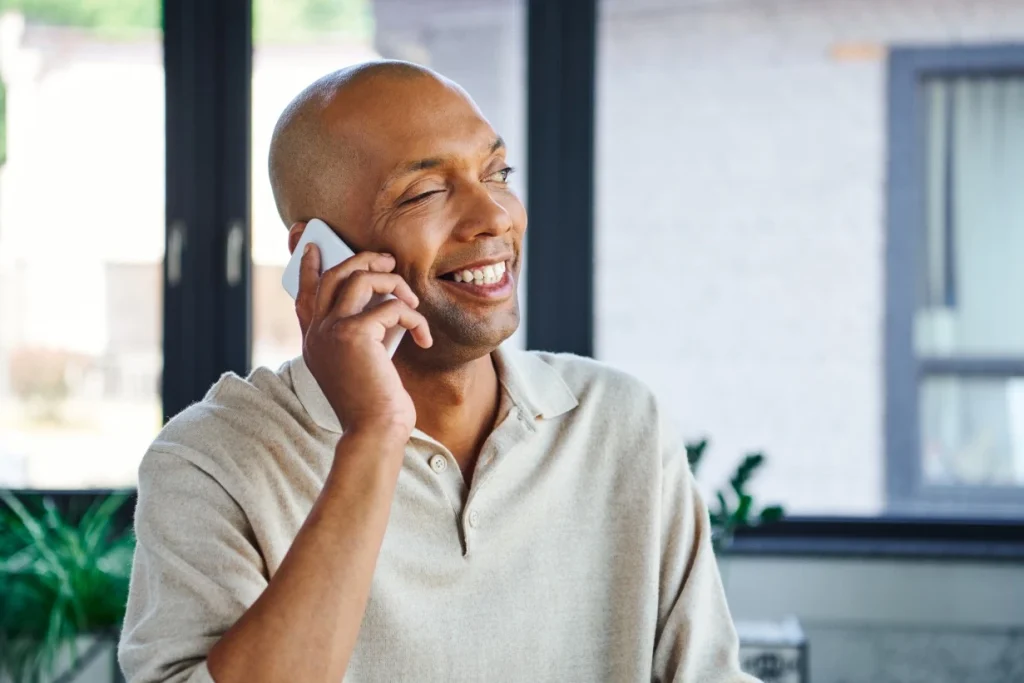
left=320, top=76, right=526, bottom=366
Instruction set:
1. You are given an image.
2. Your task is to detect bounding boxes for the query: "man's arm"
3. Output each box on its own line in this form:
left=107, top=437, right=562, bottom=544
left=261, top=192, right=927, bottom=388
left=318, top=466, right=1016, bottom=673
left=119, top=428, right=404, bottom=683
left=652, top=414, right=761, bottom=683
left=119, top=447, right=267, bottom=683
left=120, top=241, right=433, bottom=683
left=205, top=427, right=405, bottom=682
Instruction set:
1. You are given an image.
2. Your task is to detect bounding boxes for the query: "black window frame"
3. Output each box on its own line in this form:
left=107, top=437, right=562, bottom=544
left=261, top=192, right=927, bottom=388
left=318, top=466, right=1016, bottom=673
left=6, top=1, right=1024, bottom=560
left=525, top=0, right=596, bottom=356
left=162, top=0, right=252, bottom=422
left=0, top=0, right=251, bottom=492
left=885, top=43, right=1024, bottom=518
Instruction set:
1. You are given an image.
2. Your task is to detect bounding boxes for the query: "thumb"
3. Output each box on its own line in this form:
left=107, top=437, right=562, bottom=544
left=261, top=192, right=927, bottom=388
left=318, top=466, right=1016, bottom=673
left=295, top=243, right=321, bottom=337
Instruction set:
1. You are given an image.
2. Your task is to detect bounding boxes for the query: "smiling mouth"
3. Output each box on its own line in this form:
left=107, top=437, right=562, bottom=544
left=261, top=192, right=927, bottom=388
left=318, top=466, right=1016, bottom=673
left=438, top=258, right=514, bottom=300
left=439, top=260, right=509, bottom=285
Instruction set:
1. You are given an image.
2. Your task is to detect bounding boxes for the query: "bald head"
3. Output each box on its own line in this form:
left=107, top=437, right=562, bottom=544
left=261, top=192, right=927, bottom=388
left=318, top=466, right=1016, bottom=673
left=268, top=60, right=456, bottom=228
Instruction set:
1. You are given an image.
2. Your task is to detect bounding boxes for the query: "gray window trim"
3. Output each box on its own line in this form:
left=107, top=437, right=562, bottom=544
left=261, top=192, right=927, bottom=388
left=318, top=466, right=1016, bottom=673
left=918, top=358, right=1024, bottom=377
left=885, top=43, right=1024, bottom=516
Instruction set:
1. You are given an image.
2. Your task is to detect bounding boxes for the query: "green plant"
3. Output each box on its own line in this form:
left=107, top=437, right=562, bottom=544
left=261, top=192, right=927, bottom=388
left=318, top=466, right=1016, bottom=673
left=0, top=492, right=135, bottom=683
left=686, top=439, right=785, bottom=552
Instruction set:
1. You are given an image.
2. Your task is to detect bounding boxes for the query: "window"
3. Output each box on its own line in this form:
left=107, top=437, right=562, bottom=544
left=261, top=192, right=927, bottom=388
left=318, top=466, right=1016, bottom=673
left=595, top=0, right=1024, bottom=519
left=0, top=5, right=164, bottom=489
left=250, top=0, right=528, bottom=372
left=887, top=45, right=1024, bottom=518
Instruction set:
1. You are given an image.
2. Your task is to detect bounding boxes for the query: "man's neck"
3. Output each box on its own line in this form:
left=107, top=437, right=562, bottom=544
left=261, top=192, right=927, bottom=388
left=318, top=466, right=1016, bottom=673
left=395, top=352, right=501, bottom=479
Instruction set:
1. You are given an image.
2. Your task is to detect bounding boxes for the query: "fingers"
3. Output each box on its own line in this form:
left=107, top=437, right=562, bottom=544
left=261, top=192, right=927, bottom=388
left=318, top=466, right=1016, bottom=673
left=314, top=252, right=399, bottom=319
left=345, top=299, right=433, bottom=349
left=295, top=243, right=322, bottom=335
left=296, top=246, right=430, bottom=349
left=331, top=272, right=419, bottom=318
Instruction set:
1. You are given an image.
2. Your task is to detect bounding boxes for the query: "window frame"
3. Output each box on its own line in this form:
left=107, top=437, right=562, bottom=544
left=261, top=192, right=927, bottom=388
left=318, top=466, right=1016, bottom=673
left=0, top=0, right=249, bottom=490
left=527, top=13, right=1024, bottom=552
left=162, top=0, right=253, bottom=421
left=885, top=43, right=1024, bottom=517
left=525, top=0, right=597, bottom=356
left=7, top=2, right=1024, bottom=558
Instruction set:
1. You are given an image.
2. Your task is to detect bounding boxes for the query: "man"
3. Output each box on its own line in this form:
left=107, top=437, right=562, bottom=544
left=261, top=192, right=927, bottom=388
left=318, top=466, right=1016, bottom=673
left=119, top=61, right=757, bottom=683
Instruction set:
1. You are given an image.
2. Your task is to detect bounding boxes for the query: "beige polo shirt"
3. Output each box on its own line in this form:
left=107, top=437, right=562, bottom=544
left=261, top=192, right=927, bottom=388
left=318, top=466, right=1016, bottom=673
left=119, top=347, right=758, bottom=683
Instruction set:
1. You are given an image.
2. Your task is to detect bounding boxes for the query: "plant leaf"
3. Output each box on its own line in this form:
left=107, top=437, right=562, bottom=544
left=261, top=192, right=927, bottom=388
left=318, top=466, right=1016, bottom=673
left=715, top=491, right=729, bottom=521
left=685, top=439, right=709, bottom=472
left=0, top=492, right=134, bottom=681
left=80, top=492, right=130, bottom=555
left=0, top=492, right=70, bottom=585
left=759, top=505, right=785, bottom=524
left=732, top=494, right=753, bottom=526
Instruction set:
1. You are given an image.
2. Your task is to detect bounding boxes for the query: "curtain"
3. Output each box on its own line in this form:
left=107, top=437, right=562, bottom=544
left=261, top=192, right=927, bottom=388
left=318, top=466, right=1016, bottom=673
left=917, top=75, right=1024, bottom=485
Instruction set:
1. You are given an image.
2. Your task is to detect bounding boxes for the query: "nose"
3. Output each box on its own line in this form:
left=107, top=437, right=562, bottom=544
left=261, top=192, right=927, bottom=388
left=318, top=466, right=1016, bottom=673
left=451, top=181, right=514, bottom=241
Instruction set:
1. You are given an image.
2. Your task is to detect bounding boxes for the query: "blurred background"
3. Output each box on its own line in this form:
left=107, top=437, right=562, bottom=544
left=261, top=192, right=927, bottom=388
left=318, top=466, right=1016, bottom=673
left=0, top=0, right=1022, bottom=681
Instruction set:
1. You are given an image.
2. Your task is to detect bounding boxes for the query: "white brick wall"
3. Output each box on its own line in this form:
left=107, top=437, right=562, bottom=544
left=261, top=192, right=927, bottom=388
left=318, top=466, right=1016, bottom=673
left=596, top=0, right=1024, bottom=514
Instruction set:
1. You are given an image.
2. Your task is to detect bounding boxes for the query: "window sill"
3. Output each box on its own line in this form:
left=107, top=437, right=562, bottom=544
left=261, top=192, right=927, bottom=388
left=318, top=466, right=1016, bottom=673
left=725, top=517, right=1024, bottom=561
left=7, top=492, right=1024, bottom=561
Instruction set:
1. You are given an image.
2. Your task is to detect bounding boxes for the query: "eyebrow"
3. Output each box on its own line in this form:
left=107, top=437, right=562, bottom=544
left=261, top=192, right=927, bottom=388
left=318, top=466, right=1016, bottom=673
left=382, top=137, right=506, bottom=191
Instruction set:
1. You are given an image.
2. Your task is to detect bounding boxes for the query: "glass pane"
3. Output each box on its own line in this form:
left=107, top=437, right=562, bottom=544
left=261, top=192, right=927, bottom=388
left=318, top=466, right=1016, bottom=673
left=0, top=8, right=163, bottom=488
left=251, top=0, right=527, bottom=372
left=921, top=376, right=1024, bottom=486
left=596, top=1, right=1024, bottom=517
left=916, top=77, right=1024, bottom=356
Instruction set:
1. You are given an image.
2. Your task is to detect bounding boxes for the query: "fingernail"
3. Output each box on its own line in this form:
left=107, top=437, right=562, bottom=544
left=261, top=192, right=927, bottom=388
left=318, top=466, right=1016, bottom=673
left=303, top=243, right=312, bottom=255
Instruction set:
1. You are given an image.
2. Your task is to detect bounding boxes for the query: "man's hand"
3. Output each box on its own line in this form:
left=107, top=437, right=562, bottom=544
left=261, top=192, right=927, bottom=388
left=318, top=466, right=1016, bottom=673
left=295, top=242, right=432, bottom=438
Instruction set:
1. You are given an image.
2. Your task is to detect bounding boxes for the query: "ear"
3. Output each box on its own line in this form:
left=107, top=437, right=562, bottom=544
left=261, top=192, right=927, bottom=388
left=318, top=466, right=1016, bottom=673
left=287, top=221, right=308, bottom=255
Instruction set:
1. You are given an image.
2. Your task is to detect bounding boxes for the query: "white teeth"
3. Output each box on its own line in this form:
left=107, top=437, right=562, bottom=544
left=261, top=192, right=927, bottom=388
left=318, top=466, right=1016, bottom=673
left=449, top=262, right=508, bottom=285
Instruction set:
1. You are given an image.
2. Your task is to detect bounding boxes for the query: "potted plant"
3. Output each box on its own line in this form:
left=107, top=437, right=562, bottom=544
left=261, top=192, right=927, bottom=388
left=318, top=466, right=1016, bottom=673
left=0, top=491, right=134, bottom=683
left=686, top=439, right=785, bottom=551
left=686, top=441, right=808, bottom=681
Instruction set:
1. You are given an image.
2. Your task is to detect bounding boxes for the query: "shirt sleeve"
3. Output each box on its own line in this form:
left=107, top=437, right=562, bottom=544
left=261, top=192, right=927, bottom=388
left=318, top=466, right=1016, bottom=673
left=118, top=448, right=268, bottom=683
left=652, top=415, right=762, bottom=683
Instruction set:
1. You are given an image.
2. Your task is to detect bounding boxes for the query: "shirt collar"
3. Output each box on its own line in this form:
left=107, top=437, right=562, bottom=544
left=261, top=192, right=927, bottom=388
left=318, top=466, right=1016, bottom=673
left=288, top=346, right=579, bottom=436
left=289, top=355, right=341, bottom=434
left=493, top=347, right=578, bottom=420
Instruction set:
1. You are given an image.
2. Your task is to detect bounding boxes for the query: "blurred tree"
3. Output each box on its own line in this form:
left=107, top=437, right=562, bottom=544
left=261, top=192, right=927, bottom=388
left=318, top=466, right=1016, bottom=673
left=0, top=0, right=372, bottom=42
left=0, top=0, right=158, bottom=35
left=255, top=0, right=372, bottom=43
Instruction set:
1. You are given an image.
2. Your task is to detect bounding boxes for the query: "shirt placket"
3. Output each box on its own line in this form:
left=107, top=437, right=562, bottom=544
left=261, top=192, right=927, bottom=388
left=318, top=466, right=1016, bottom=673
left=409, top=405, right=535, bottom=557
left=459, top=405, right=535, bottom=557
left=410, top=434, right=468, bottom=531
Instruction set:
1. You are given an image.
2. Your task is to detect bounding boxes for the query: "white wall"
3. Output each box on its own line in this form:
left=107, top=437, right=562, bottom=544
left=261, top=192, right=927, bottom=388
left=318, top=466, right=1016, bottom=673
left=595, top=0, right=1024, bottom=515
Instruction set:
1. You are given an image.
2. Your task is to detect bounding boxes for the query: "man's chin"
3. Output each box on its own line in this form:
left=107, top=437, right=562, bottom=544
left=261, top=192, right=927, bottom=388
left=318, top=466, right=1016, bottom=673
left=446, top=322, right=519, bottom=361
left=401, top=310, right=520, bottom=367
left=462, top=308, right=520, bottom=348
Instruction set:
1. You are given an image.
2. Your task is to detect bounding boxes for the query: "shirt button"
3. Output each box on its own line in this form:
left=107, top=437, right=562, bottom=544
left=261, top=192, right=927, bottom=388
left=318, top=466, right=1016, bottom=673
left=468, top=509, right=481, bottom=528
left=429, top=454, right=448, bottom=473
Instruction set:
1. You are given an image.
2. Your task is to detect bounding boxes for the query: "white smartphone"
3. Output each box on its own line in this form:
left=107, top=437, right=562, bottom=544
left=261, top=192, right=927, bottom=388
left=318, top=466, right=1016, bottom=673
left=281, top=218, right=406, bottom=358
